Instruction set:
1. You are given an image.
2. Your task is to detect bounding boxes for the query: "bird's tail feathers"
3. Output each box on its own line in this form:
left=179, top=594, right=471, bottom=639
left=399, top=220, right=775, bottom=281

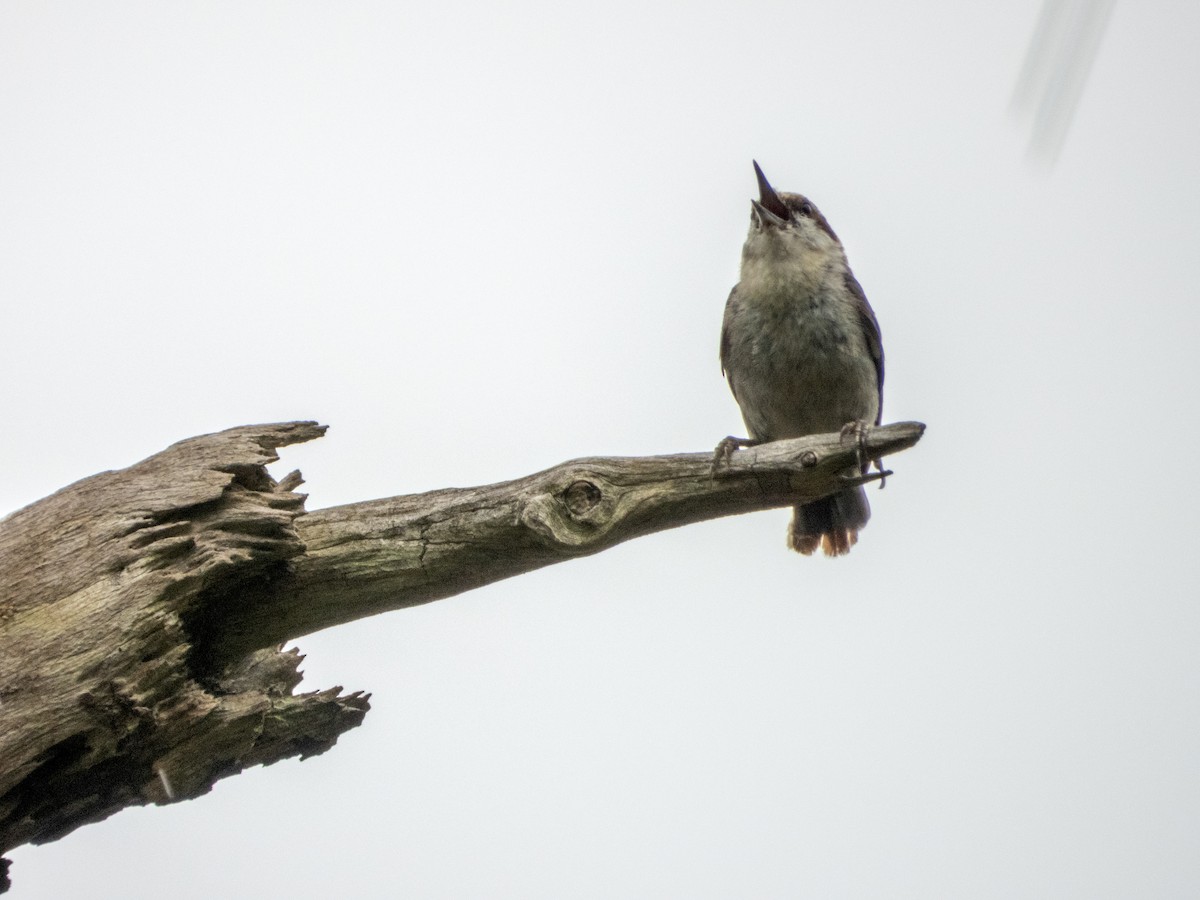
left=788, top=486, right=871, bottom=557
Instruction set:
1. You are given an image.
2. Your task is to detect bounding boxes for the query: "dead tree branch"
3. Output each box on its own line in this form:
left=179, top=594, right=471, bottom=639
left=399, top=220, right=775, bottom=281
left=0, top=419, right=924, bottom=890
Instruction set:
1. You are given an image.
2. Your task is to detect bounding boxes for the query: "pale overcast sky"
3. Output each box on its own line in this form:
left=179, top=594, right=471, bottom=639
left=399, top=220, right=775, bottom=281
left=3, top=1, right=1199, bottom=897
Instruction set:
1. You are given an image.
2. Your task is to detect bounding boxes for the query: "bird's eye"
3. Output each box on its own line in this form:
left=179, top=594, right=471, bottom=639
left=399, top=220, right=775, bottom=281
left=798, top=202, right=813, bottom=217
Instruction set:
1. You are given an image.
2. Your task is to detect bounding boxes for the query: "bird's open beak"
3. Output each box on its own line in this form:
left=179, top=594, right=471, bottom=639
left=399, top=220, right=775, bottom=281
left=750, top=199, right=787, bottom=229
left=752, top=160, right=791, bottom=224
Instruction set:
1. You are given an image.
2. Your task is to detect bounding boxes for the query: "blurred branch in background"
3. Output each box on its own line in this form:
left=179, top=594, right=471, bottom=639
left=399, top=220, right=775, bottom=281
left=1012, top=0, right=1117, bottom=163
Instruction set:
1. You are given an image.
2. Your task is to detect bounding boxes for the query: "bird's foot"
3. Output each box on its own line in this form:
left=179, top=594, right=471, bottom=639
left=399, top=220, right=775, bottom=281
left=839, top=420, right=869, bottom=468
left=839, top=420, right=886, bottom=487
left=712, top=435, right=759, bottom=475
left=839, top=468, right=892, bottom=488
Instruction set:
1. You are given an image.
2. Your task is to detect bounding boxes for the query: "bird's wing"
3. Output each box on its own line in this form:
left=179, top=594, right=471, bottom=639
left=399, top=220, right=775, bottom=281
left=719, top=284, right=739, bottom=383
left=843, top=270, right=885, bottom=424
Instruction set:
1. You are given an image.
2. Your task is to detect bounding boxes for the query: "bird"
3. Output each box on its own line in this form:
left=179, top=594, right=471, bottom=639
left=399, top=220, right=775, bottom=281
left=719, top=161, right=884, bottom=556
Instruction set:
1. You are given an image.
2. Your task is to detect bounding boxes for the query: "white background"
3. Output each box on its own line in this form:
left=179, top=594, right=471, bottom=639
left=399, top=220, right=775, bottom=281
left=3, top=2, right=1199, bottom=897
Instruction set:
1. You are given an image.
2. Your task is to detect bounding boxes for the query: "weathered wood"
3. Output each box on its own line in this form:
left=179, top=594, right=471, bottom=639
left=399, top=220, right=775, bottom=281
left=197, top=421, right=925, bottom=663
left=0, top=419, right=923, bottom=891
left=0, top=423, right=369, bottom=887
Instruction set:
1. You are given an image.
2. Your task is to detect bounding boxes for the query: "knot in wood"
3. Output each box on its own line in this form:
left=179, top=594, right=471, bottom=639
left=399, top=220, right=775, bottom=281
left=562, top=480, right=602, bottom=517
left=800, top=451, right=818, bottom=468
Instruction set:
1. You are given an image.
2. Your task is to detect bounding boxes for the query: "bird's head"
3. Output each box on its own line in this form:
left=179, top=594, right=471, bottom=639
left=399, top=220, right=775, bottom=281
left=743, top=161, right=842, bottom=266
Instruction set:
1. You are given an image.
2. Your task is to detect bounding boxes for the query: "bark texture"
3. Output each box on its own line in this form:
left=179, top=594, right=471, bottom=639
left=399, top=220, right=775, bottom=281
left=0, top=423, right=368, bottom=889
left=0, top=419, right=924, bottom=891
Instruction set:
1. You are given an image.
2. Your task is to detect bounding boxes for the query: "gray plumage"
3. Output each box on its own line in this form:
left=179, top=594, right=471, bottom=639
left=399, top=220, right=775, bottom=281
left=720, top=162, right=883, bottom=556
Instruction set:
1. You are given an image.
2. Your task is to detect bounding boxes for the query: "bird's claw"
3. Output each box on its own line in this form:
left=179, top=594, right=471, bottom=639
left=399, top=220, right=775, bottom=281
left=839, top=468, right=892, bottom=488
left=839, top=420, right=886, bottom=488
left=712, top=435, right=757, bottom=476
